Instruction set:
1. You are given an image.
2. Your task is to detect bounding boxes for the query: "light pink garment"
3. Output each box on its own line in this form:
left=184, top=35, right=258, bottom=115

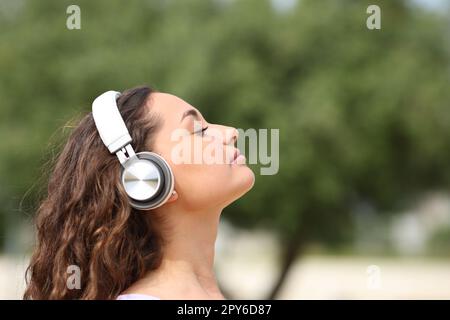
left=116, top=293, right=160, bottom=300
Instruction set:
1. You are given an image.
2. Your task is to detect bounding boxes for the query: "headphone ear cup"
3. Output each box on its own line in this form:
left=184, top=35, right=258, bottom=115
left=121, top=152, right=174, bottom=210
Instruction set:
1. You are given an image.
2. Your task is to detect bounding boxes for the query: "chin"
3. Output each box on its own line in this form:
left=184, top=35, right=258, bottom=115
left=234, top=165, right=256, bottom=196
left=219, top=166, right=255, bottom=208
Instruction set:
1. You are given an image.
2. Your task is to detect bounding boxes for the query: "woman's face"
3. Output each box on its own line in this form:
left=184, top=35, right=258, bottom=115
left=147, top=92, right=255, bottom=212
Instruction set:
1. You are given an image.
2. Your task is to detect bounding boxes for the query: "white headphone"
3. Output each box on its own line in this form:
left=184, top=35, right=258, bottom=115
left=92, top=91, right=175, bottom=210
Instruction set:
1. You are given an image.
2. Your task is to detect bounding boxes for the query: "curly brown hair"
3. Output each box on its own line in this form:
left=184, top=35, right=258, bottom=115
left=24, top=86, right=166, bottom=299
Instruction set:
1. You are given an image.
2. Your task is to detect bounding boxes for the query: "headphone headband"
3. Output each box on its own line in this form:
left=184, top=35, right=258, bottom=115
left=92, top=91, right=132, bottom=153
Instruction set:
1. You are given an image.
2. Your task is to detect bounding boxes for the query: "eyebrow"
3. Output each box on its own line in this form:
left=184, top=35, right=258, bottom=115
left=180, top=109, right=201, bottom=122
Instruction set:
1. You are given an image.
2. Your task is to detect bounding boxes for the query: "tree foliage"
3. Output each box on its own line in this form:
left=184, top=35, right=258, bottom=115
left=0, top=1, right=449, bottom=283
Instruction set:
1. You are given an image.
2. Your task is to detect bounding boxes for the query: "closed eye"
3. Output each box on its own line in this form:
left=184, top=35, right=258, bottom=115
left=195, top=126, right=208, bottom=136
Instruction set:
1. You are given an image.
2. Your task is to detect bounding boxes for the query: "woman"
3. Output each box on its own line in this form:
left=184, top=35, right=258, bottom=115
left=24, top=85, right=255, bottom=299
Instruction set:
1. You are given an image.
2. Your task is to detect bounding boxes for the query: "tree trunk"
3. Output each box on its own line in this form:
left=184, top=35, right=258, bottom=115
left=266, top=234, right=304, bottom=300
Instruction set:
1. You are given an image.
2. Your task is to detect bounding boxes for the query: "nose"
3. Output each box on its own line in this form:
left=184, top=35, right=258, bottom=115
left=224, top=127, right=238, bottom=146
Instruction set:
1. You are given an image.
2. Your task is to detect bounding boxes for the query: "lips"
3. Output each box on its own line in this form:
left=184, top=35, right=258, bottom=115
left=231, top=148, right=246, bottom=165
left=233, top=148, right=240, bottom=161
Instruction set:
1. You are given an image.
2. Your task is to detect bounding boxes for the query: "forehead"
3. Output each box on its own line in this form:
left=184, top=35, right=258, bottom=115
left=146, top=92, right=201, bottom=153
left=147, top=92, right=197, bottom=124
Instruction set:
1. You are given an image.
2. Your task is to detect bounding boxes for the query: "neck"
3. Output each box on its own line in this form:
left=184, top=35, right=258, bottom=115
left=143, top=204, right=225, bottom=299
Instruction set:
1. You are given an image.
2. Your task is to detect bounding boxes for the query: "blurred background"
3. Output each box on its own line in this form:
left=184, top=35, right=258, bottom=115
left=1, top=0, right=450, bottom=299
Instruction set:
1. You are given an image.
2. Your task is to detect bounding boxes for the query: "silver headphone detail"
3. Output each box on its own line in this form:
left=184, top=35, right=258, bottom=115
left=92, top=91, right=175, bottom=210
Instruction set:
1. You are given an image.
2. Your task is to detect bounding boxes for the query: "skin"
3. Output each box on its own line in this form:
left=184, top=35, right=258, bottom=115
left=120, top=93, right=255, bottom=299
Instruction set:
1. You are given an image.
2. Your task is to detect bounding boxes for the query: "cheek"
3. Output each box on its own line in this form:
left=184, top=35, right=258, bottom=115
left=171, top=163, right=232, bottom=208
left=174, top=163, right=230, bottom=191
left=172, top=163, right=255, bottom=210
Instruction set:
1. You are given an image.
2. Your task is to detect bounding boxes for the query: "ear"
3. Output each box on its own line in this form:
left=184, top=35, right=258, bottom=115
left=166, top=190, right=178, bottom=203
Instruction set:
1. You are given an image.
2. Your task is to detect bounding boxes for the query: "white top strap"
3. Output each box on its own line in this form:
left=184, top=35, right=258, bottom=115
left=92, top=90, right=132, bottom=153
